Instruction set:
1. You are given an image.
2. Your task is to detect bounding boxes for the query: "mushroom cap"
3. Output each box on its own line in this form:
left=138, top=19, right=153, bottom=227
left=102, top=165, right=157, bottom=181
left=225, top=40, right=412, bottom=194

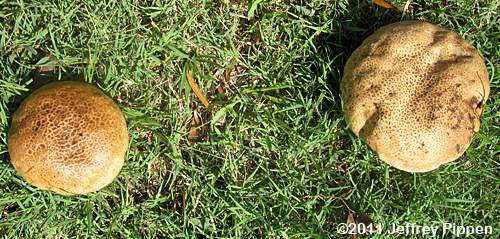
left=8, top=81, right=129, bottom=195
left=341, top=21, right=490, bottom=172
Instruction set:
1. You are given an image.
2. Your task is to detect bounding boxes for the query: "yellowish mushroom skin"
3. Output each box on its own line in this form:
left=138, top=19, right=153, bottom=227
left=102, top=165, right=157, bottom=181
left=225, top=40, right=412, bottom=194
left=341, top=21, right=490, bottom=172
left=8, top=81, right=129, bottom=195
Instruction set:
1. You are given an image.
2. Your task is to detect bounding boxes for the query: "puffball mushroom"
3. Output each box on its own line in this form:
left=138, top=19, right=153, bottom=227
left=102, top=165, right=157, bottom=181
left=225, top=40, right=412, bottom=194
left=8, top=81, right=129, bottom=195
left=341, top=21, right=490, bottom=172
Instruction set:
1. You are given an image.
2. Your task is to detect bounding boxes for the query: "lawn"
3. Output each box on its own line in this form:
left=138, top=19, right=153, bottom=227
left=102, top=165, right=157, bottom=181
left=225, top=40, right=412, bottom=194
left=0, top=0, right=499, bottom=238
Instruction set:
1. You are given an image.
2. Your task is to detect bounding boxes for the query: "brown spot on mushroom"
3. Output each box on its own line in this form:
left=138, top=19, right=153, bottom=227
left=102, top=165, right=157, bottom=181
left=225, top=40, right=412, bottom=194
left=340, top=21, right=490, bottom=172
left=7, top=81, right=129, bottom=195
left=469, top=96, right=479, bottom=108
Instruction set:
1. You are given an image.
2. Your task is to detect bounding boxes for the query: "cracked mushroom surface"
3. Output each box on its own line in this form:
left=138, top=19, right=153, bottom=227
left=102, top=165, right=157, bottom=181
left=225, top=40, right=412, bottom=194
left=341, top=21, right=490, bottom=172
left=8, top=81, right=129, bottom=195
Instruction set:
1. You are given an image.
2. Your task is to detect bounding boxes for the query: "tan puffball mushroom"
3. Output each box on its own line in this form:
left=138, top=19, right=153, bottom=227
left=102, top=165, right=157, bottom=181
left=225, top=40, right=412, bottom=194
left=8, top=81, right=129, bottom=195
left=341, top=21, right=490, bottom=172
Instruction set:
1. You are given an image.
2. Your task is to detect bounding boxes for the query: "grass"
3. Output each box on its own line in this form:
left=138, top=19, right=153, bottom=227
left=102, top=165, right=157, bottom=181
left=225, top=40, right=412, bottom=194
left=0, top=0, right=499, bottom=238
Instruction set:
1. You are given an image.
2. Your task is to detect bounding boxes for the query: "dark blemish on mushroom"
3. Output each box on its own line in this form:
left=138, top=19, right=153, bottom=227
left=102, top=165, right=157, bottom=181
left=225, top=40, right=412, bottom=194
left=451, top=124, right=459, bottom=130
left=455, top=144, right=461, bottom=153
left=469, top=96, right=480, bottom=108
left=455, top=83, right=461, bottom=88
left=359, top=109, right=380, bottom=139
left=429, top=30, right=449, bottom=46
left=475, top=101, right=483, bottom=110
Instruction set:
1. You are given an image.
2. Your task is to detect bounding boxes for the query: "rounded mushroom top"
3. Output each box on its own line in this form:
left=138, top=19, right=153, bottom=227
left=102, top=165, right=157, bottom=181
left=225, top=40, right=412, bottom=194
left=8, top=81, right=129, bottom=195
left=341, top=21, right=490, bottom=172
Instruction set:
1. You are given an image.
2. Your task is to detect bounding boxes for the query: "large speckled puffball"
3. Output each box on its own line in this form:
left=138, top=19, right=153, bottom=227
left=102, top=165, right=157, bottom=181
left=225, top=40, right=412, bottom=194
left=8, top=81, right=129, bottom=195
left=341, top=21, right=490, bottom=172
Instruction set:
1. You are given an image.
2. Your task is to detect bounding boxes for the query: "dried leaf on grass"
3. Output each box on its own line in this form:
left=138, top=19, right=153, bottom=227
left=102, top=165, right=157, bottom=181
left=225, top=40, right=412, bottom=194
left=346, top=213, right=379, bottom=238
left=347, top=213, right=358, bottom=239
left=185, top=62, right=230, bottom=143
left=373, top=0, right=400, bottom=12
left=38, top=54, right=58, bottom=73
left=188, top=110, right=202, bottom=144
left=186, top=64, right=210, bottom=108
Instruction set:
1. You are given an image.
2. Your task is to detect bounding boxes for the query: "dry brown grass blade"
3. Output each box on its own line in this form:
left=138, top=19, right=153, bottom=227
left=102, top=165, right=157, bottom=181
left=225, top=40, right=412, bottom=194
left=188, top=110, right=201, bottom=144
left=347, top=213, right=357, bottom=239
left=373, top=0, right=400, bottom=12
left=186, top=64, right=210, bottom=108
left=38, top=54, right=58, bottom=73
left=346, top=213, right=379, bottom=238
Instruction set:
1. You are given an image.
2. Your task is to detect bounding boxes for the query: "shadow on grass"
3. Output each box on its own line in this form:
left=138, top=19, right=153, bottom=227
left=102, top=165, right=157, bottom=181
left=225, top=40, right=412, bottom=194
left=303, top=0, right=408, bottom=223
left=7, top=55, right=86, bottom=117
left=313, top=1, right=404, bottom=114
